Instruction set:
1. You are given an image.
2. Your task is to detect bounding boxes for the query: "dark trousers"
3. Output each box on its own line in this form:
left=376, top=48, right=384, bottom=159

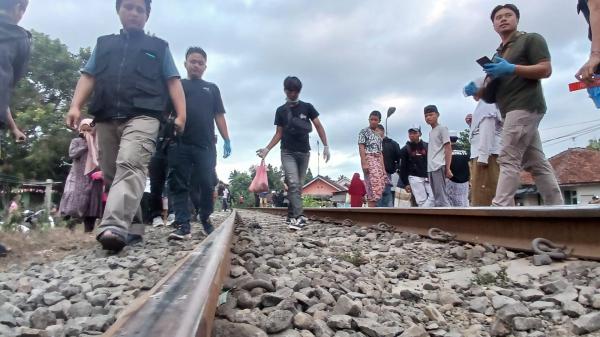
left=148, top=144, right=169, bottom=219
left=168, top=143, right=216, bottom=232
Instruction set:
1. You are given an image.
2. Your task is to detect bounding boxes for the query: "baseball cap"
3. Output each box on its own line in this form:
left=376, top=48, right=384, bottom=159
left=424, top=105, right=438, bottom=114
left=408, top=124, right=421, bottom=133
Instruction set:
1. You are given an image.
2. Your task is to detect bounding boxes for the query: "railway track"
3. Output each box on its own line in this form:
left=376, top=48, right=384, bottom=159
left=101, top=206, right=600, bottom=336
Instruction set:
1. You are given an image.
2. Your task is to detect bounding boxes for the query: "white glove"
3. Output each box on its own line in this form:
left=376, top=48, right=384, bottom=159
left=323, top=146, right=331, bottom=163
left=256, top=148, right=270, bottom=159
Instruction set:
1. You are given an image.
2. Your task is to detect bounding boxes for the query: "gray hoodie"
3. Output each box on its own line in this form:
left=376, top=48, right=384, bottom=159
left=0, top=15, right=31, bottom=128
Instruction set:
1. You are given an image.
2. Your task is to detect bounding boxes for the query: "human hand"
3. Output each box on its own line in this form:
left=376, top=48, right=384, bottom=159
left=256, top=148, right=269, bottom=159
left=223, top=139, right=231, bottom=158
left=464, top=81, right=479, bottom=97
left=11, top=127, right=26, bottom=143
left=174, top=117, right=186, bottom=134
left=446, top=168, right=454, bottom=179
left=323, top=146, right=330, bottom=163
left=66, top=107, right=81, bottom=129
left=484, top=56, right=516, bottom=78
left=576, top=53, right=600, bottom=84
left=477, top=161, right=489, bottom=168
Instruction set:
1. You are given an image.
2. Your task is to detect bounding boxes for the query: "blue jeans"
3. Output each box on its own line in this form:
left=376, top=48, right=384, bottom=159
left=281, top=150, right=310, bottom=219
left=167, top=143, right=216, bottom=233
left=377, top=174, right=393, bottom=207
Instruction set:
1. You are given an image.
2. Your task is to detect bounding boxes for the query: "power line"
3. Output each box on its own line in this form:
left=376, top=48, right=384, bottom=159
left=541, top=118, right=600, bottom=131
left=542, top=123, right=600, bottom=144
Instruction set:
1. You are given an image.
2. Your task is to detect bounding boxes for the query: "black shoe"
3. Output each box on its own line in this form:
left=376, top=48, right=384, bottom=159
left=127, top=234, right=143, bottom=246
left=97, top=230, right=126, bottom=252
left=288, top=217, right=306, bottom=231
left=202, top=222, right=214, bottom=235
left=169, top=228, right=191, bottom=240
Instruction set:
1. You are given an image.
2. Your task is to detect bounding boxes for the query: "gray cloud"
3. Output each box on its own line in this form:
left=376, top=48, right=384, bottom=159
left=21, top=0, right=598, bottom=180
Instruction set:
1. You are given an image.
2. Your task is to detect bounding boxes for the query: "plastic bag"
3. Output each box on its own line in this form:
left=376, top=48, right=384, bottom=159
left=249, top=160, right=269, bottom=193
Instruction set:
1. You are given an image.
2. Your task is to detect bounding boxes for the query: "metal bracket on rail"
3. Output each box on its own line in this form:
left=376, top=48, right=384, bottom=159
left=428, top=228, right=456, bottom=242
left=532, top=238, right=572, bottom=260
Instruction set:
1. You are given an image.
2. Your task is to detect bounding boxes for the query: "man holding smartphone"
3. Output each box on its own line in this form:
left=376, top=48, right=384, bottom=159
left=469, top=4, right=562, bottom=206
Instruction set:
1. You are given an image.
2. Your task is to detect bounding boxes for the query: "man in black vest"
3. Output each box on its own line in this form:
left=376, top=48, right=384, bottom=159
left=66, top=0, right=186, bottom=251
left=168, top=47, right=231, bottom=240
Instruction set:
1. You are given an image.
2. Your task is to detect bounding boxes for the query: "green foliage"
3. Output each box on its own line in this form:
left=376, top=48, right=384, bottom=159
left=588, top=138, right=600, bottom=151
left=472, top=265, right=509, bottom=287
left=229, top=170, right=252, bottom=208
left=455, top=128, right=471, bottom=151
left=302, top=196, right=322, bottom=208
left=1, top=31, right=91, bottom=184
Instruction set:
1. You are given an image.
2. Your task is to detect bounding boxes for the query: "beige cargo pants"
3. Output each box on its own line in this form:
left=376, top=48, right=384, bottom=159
left=492, top=110, right=563, bottom=206
left=95, top=116, right=159, bottom=237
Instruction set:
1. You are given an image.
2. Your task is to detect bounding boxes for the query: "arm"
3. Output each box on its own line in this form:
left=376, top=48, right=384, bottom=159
left=69, top=138, right=88, bottom=159
left=167, top=78, right=186, bottom=133
left=215, top=113, right=229, bottom=141
left=444, top=143, right=453, bottom=178
left=514, top=60, right=552, bottom=80
left=6, top=108, right=25, bottom=142
left=577, top=0, right=600, bottom=83
left=476, top=118, right=496, bottom=165
left=359, top=144, right=368, bottom=174
left=257, top=126, right=283, bottom=158
left=399, top=148, right=410, bottom=188
left=311, top=117, right=328, bottom=146
left=67, top=74, right=95, bottom=129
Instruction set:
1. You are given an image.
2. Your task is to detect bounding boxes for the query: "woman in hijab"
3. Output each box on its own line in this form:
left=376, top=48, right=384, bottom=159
left=358, top=111, right=387, bottom=207
left=348, top=173, right=366, bottom=207
left=59, top=119, right=103, bottom=232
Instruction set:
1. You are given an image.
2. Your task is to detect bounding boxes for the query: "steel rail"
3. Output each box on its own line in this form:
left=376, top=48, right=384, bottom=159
left=103, top=210, right=237, bottom=337
left=255, top=206, right=600, bottom=260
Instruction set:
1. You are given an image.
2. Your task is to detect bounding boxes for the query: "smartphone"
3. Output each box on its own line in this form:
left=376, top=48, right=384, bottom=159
left=476, top=56, right=493, bottom=67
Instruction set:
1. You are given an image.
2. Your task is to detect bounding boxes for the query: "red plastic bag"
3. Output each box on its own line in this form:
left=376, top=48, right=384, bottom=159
left=249, top=160, right=269, bottom=193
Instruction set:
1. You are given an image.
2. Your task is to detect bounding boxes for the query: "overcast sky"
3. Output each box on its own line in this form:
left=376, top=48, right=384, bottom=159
left=21, top=0, right=599, bottom=182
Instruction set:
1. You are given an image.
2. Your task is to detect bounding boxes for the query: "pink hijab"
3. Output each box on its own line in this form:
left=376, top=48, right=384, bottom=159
left=79, top=119, right=99, bottom=175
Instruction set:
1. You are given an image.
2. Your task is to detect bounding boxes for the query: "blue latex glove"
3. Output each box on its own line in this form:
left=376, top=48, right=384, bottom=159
left=223, top=139, right=231, bottom=158
left=463, top=81, right=479, bottom=97
left=587, top=86, right=600, bottom=109
left=483, top=56, right=516, bottom=78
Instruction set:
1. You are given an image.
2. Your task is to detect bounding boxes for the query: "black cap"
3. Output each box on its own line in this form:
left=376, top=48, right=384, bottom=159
left=424, top=105, right=438, bottom=114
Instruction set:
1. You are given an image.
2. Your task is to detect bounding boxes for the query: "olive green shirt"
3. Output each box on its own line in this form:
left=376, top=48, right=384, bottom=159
left=494, top=31, right=550, bottom=117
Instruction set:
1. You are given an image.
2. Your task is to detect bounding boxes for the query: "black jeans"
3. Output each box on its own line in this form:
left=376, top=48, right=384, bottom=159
left=148, top=143, right=169, bottom=220
left=167, top=143, right=216, bottom=232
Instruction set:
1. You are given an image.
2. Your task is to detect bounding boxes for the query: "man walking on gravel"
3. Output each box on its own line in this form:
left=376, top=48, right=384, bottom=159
left=480, top=4, right=562, bottom=206
left=168, top=47, right=231, bottom=240
left=257, top=76, right=330, bottom=231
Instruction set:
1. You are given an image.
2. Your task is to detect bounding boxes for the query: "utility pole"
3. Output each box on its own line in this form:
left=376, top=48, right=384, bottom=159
left=317, top=139, right=321, bottom=176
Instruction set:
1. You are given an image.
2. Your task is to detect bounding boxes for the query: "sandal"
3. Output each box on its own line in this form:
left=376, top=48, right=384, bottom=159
left=97, top=230, right=126, bottom=252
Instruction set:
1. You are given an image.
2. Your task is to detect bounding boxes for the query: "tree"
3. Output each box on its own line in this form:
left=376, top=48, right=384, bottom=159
left=228, top=170, right=252, bottom=208
left=588, top=138, right=600, bottom=151
left=455, top=128, right=471, bottom=151
left=1, top=31, right=91, bottom=183
left=304, top=168, right=314, bottom=185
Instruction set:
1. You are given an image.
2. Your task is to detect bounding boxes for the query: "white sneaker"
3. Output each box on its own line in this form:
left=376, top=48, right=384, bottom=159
left=288, top=217, right=306, bottom=231
left=166, top=214, right=176, bottom=227
left=152, top=216, right=165, bottom=227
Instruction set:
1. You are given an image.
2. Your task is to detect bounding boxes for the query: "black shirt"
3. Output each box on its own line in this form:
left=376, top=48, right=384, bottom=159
left=450, top=144, right=470, bottom=184
left=382, top=137, right=401, bottom=175
left=180, top=79, right=225, bottom=148
left=399, top=140, right=428, bottom=185
left=274, top=101, right=319, bottom=153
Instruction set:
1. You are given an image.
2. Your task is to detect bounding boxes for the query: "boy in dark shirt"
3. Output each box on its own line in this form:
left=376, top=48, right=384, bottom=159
left=66, top=0, right=187, bottom=251
left=447, top=131, right=470, bottom=207
left=0, top=0, right=29, bottom=156
left=168, top=47, right=231, bottom=240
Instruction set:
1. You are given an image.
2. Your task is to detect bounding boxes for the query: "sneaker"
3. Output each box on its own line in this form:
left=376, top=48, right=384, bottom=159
left=168, top=228, right=191, bottom=240
left=202, top=222, right=214, bottom=235
left=285, top=217, right=292, bottom=225
left=152, top=216, right=165, bottom=227
left=299, top=215, right=308, bottom=223
left=166, top=214, right=176, bottom=227
left=288, top=217, right=306, bottom=231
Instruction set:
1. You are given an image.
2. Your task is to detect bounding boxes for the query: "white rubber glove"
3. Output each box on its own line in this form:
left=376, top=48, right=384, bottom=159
left=256, top=148, right=270, bottom=159
left=323, top=146, right=331, bottom=163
